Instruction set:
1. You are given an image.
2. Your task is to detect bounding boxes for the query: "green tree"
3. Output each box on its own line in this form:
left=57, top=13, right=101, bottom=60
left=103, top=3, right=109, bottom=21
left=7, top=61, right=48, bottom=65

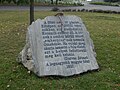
left=7, top=0, right=17, bottom=3
left=0, top=0, right=6, bottom=3
left=16, top=0, right=29, bottom=5
left=51, top=0, right=53, bottom=4
left=0, top=0, right=16, bottom=4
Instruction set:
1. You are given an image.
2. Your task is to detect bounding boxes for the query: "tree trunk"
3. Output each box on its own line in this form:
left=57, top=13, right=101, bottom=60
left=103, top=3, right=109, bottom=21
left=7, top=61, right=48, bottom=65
left=51, top=0, right=53, bottom=4
left=30, top=0, right=34, bottom=25
left=56, top=0, right=58, bottom=5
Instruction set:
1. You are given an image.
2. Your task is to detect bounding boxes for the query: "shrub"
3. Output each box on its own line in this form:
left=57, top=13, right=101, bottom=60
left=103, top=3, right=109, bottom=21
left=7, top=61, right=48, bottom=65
left=78, top=9, right=81, bottom=12
left=117, top=12, right=120, bottom=14
left=89, top=10, right=93, bottom=12
left=103, top=10, right=112, bottom=13
left=85, top=9, right=89, bottom=12
left=72, top=9, right=76, bottom=12
left=96, top=9, right=104, bottom=13
left=111, top=11, right=118, bottom=14
left=65, top=9, right=71, bottom=12
left=81, top=9, right=85, bottom=12
left=51, top=7, right=59, bottom=11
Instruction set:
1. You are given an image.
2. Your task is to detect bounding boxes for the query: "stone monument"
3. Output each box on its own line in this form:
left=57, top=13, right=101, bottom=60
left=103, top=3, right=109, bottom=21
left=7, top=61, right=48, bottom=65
left=17, top=14, right=99, bottom=77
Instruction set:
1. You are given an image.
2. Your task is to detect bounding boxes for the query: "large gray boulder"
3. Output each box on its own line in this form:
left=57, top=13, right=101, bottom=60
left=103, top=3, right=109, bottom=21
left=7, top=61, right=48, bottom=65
left=17, top=15, right=99, bottom=77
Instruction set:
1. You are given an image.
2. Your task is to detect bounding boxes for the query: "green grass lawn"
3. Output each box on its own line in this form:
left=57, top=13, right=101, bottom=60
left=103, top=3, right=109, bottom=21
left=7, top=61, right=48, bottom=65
left=0, top=11, right=120, bottom=90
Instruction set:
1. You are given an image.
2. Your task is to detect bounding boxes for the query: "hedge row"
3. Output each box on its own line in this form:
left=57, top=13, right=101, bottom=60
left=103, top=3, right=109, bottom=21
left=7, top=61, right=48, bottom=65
left=52, top=7, right=120, bottom=14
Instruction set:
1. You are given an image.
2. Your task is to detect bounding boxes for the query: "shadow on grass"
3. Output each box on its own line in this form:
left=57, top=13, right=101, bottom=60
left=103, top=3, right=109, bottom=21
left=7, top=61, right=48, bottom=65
left=17, top=63, right=100, bottom=80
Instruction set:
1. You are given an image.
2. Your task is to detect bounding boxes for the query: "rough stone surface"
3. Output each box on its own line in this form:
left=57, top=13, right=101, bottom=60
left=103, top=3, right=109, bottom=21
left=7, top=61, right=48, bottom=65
left=17, top=15, right=99, bottom=77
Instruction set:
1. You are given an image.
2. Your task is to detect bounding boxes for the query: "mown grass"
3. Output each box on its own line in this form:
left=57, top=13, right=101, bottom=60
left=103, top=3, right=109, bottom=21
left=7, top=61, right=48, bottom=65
left=0, top=11, right=120, bottom=90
